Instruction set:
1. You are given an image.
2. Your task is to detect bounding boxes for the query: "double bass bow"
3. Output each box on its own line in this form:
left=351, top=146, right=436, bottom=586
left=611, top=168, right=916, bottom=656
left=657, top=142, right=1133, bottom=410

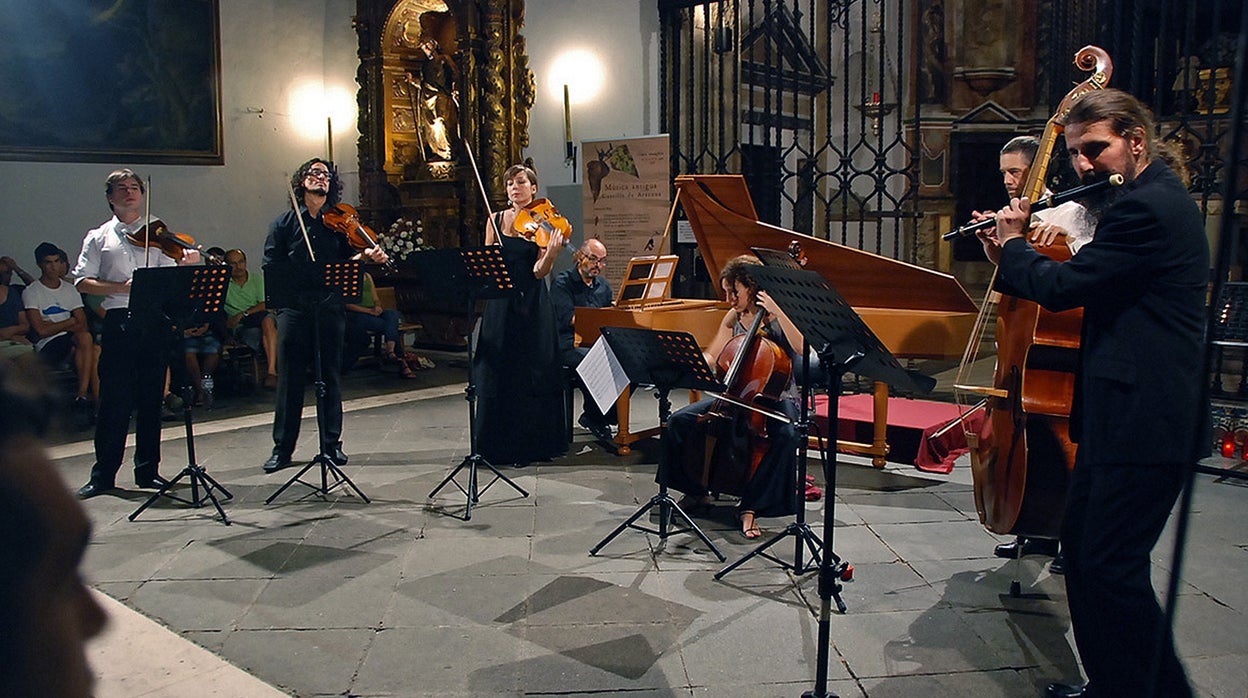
left=954, top=46, right=1113, bottom=540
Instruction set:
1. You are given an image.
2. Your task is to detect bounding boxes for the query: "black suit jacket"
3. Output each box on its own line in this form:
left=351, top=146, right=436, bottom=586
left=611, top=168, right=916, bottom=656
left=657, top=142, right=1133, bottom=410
left=995, top=161, right=1209, bottom=465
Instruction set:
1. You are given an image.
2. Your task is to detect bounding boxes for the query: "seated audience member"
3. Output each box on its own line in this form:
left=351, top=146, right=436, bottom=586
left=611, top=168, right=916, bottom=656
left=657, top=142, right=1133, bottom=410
left=180, top=320, right=224, bottom=408
left=23, top=243, right=97, bottom=407
left=81, top=293, right=106, bottom=406
left=0, top=255, right=34, bottom=286
left=175, top=247, right=230, bottom=407
left=344, top=271, right=415, bottom=378
left=0, top=256, right=34, bottom=360
left=223, top=249, right=278, bottom=388
left=550, top=238, right=615, bottom=440
left=0, top=361, right=109, bottom=698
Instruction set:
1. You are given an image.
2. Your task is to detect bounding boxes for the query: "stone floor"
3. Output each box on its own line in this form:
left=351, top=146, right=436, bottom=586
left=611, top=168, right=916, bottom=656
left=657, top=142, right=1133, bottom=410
left=43, top=354, right=1248, bottom=697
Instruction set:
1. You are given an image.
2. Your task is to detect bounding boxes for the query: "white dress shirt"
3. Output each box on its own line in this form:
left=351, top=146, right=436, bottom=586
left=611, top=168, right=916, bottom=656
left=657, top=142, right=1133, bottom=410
left=72, top=215, right=178, bottom=310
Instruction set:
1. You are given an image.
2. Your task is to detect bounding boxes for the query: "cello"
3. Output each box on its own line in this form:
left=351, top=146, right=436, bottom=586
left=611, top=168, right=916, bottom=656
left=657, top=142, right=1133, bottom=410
left=954, top=46, right=1113, bottom=539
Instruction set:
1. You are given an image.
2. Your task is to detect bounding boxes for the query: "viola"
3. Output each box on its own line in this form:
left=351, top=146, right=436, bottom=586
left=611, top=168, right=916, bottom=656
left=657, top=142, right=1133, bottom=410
left=322, top=203, right=382, bottom=252
left=125, top=219, right=222, bottom=264
left=513, top=198, right=571, bottom=247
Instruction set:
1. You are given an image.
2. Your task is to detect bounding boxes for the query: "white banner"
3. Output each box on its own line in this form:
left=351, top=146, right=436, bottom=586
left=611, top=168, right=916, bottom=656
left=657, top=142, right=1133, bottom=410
left=581, top=134, right=671, bottom=293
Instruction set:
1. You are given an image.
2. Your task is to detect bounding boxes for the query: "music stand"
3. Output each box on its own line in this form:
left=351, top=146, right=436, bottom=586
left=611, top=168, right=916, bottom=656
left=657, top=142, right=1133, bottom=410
left=264, top=260, right=371, bottom=504
left=416, top=247, right=529, bottom=520
left=745, top=264, right=934, bottom=698
left=127, top=265, right=234, bottom=525
left=588, top=326, right=728, bottom=561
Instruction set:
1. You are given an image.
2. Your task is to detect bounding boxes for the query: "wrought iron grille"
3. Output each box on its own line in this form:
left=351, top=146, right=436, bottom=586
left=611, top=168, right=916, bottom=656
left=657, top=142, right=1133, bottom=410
left=658, top=0, right=918, bottom=262
left=661, top=0, right=1246, bottom=278
left=1042, top=0, right=1246, bottom=221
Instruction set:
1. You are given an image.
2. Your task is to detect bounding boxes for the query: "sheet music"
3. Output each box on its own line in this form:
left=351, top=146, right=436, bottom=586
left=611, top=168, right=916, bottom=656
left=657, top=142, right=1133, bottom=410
left=576, top=336, right=631, bottom=414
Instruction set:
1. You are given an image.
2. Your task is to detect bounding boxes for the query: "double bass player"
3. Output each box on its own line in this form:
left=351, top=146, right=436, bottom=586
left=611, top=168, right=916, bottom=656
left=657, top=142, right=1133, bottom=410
left=977, top=88, right=1205, bottom=698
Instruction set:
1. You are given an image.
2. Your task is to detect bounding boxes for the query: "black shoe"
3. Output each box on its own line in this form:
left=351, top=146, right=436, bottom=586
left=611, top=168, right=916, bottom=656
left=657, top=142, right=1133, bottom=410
left=1049, top=551, right=1066, bottom=575
left=578, top=413, right=614, bottom=442
left=263, top=452, right=292, bottom=473
left=76, top=480, right=115, bottom=499
left=135, top=472, right=169, bottom=489
left=994, top=536, right=1060, bottom=559
left=329, top=448, right=348, bottom=466
left=1046, top=682, right=1090, bottom=697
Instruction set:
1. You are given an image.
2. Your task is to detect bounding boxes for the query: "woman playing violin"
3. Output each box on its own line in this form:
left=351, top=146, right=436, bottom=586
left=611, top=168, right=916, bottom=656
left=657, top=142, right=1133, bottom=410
left=474, top=164, right=568, bottom=467
left=259, top=158, right=389, bottom=473
left=659, top=255, right=805, bottom=538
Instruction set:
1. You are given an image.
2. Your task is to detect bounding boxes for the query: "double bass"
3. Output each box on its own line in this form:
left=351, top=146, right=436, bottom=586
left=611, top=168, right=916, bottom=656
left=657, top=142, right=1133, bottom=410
left=955, top=46, right=1113, bottom=539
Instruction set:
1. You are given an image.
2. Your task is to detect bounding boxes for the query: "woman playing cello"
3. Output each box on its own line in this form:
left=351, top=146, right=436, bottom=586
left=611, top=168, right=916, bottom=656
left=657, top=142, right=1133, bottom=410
left=474, top=164, right=568, bottom=467
left=658, top=255, right=805, bottom=538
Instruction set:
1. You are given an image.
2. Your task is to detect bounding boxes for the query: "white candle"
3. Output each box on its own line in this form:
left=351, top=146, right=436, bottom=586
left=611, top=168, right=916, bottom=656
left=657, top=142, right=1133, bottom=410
left=563, top=84, right=571, bottom=143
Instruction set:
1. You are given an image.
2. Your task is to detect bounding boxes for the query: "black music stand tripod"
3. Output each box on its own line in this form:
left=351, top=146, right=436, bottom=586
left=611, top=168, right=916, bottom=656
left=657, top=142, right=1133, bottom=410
left=264, top=260, right=371, bottom=504
left=588, top=327, right=728, bottom=561
left=750, top=264, right=935, bottom=698
left=417, top=247, right=529, bottom=520
left=128, top=265, right=234, bottom=525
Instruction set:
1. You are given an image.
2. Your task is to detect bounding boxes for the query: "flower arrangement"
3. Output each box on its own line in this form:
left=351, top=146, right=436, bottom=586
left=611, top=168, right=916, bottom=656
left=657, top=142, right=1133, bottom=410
left=378, top=217, right=432, bottom=262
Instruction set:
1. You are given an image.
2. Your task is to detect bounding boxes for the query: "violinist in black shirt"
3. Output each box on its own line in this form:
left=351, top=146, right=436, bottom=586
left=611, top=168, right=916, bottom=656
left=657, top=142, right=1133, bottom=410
left=260, top=158, right=388, bottom=473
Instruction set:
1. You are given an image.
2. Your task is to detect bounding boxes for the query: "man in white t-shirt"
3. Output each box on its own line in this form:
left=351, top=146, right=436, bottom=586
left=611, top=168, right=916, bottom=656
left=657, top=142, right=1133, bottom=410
left=23, top=243, right=95, bottom=406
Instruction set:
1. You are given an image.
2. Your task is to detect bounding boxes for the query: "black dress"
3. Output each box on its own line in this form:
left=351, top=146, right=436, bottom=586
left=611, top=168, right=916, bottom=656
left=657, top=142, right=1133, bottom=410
left=474, top=233, right=568, bottom=465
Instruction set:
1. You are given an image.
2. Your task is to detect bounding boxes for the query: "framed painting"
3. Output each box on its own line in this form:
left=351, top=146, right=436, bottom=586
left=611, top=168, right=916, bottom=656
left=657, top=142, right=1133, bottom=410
left=0, top=0, right=223, bottom=164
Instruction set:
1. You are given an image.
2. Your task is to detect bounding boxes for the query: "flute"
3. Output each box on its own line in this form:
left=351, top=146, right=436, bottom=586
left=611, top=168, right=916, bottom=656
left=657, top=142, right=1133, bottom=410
left=942, top=173, right=1125, bottom=241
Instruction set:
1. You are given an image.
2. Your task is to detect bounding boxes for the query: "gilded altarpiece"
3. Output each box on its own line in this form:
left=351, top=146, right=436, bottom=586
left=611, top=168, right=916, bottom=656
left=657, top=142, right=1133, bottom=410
left=354, top=0, right=533, bottom=346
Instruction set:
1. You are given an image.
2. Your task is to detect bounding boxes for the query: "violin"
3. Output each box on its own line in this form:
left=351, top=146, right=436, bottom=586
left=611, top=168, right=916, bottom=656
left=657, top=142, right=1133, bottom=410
left=125, top=219, right=223, bottom=264
left=513, top=199, right=571, bottom=247
left=322, top=203, right=382, bottom=252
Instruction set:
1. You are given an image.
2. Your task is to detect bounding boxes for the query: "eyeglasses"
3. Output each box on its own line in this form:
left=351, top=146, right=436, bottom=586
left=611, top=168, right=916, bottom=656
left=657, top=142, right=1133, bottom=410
left=584, top=254, right=607, bottom=266
left=306, top=169, right=331, bottom=180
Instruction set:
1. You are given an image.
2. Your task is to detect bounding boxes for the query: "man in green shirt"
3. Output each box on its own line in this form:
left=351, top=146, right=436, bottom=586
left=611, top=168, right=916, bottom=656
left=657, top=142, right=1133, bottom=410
left=223, top=249, right=278, bottom=388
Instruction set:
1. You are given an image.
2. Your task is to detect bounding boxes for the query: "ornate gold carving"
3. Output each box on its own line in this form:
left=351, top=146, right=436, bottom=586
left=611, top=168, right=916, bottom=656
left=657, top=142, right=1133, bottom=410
left=357, top=0, right=529, bottom=248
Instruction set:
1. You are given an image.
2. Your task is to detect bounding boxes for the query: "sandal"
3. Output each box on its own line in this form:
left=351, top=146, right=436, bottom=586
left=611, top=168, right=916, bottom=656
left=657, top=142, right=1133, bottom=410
left=739, top=510, right=761, bottom=539
left=399, top=359, right=419, bottom=379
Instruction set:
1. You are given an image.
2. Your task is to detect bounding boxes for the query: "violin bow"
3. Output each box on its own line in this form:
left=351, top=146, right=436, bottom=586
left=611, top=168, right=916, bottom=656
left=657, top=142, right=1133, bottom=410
left=143, top=176, right=153, bottom=268
left=450, top=90, right=504, bottom=245
left=287, top=178, right=317, bottom=262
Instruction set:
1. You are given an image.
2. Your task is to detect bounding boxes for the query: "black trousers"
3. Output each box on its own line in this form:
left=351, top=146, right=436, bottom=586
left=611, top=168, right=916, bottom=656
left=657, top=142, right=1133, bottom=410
left=272, top=305, right=345, bottom=456
left=1061, top=458, right=1192, bottom=697
left=90, top=309, right=169, bottom=484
